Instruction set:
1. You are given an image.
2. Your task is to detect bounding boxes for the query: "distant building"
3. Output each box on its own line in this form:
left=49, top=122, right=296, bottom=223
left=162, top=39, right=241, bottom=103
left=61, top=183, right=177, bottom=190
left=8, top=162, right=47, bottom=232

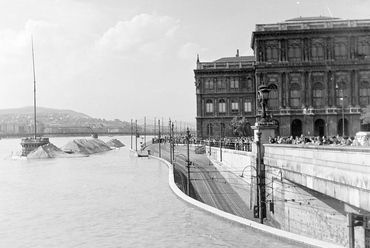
left=194, top=17, right=370, bottom=139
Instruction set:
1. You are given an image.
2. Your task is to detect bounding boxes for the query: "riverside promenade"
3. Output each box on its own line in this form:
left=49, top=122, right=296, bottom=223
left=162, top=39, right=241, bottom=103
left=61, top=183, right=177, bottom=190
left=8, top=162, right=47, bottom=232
left=141, top=142, right=345, bottom=248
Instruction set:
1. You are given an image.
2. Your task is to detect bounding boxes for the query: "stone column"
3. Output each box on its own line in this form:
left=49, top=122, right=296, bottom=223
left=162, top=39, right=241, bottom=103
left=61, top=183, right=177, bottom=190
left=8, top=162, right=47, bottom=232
left=354, top=70, right=359, bottom=107
left=301, top=72, right=306, bottom=108
left=324, top=71, right=329, bottom=107
left=308, top=71, right=313, bottom=108
left=279, top=72, right=284, bottom=109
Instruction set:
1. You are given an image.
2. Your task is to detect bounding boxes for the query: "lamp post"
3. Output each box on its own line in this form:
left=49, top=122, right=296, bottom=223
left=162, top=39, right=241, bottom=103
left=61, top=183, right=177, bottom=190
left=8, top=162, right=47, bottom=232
left=169, top=119, right=172, bottom=164
left=256, top=84, right=270, bottom=224
left=208, top=120, right=211, bottom=155
left=219, top=121, right=223, bottom=162
left=130, top=119, right=133, bottom=150
left=171, top=122, right=175, bottom=162
left=158, top=119, right=161, bottom=158
left=336, top=82, right=345, bottom=136
left=186, top=127, right=191, bottom=196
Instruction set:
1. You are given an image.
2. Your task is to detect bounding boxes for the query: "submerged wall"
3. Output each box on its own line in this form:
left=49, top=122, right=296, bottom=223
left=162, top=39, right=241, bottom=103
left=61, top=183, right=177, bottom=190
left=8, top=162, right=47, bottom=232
left=209, top=144, right=370, bottom=248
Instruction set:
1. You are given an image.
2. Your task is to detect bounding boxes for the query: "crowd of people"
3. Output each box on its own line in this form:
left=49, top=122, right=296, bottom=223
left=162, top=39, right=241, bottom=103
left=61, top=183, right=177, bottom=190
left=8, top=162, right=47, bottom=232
left=269, top=134, right=368, bottom=146
left=151, top=132, right=370, bottom=150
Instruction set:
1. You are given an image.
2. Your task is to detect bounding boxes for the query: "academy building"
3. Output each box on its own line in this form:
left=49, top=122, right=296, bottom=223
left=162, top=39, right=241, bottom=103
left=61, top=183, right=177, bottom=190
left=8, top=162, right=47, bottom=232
left=194, top=16, right=370, bottom=139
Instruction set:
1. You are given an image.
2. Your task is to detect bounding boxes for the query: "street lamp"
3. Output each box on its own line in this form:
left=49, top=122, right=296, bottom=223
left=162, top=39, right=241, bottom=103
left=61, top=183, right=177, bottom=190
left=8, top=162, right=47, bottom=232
left=257, top=84, right=270, bottom=123
left=186, top=128, right=191, bottom=196
left=256, top=83, right=270, bottom=224
left=219, top=121, right=223, bottom=162
left=336, top=82, right=345, bottom=136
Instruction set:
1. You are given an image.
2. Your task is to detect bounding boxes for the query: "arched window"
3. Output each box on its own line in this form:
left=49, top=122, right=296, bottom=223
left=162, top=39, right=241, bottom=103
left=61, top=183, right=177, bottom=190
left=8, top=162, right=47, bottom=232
left=290, top=83, right=301, bottom=108
left=313, top=82, right=324, bottom=108
left=268, top=84, right=279, bottom=109
left=218, top=99, right=226, bottom=113
left=206, top=99, right=213, bottom=113
left=360, top=81, right=370, bottom=106
left=231, top=99, right=239, bottom=113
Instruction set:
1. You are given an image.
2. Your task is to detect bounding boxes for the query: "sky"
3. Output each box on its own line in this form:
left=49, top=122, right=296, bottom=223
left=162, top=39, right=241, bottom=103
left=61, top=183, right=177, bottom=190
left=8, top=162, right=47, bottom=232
left=0, top=0, right=369, bottom=125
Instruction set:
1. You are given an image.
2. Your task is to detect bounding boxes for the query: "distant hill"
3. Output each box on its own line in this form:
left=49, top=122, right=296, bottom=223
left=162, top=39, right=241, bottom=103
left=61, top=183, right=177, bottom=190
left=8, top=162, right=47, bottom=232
left=0, top=106, right=92, bottom=119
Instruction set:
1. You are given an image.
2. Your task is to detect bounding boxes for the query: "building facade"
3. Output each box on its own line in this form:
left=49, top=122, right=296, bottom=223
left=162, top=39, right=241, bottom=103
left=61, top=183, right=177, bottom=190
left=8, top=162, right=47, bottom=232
left=195, top=17, right=370, bottom=139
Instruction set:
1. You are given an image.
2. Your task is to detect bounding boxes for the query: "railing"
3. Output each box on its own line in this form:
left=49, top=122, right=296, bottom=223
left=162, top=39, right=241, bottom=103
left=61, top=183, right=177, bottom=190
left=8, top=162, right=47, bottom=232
left=197, top=61, right=255, bottom=70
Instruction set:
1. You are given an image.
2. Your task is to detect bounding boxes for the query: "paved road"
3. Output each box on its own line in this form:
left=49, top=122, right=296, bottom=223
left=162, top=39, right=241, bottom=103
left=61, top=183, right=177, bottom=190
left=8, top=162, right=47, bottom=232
left=144, top=143, right=256, bottom=220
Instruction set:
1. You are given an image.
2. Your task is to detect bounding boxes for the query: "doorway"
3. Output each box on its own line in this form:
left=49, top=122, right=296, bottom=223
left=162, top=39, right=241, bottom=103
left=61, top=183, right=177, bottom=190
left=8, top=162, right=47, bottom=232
left=314, top=119, right=325, bottom=137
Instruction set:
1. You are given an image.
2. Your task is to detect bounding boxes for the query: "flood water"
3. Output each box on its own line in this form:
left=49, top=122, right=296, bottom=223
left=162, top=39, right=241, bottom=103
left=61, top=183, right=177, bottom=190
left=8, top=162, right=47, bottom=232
left=0, top=136, right=301, bottom=248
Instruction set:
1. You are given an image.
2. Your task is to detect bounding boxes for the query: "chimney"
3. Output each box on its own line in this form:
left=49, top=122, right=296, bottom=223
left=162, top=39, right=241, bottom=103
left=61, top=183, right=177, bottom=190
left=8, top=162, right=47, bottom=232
left=236, top=49, right=239, bottom=57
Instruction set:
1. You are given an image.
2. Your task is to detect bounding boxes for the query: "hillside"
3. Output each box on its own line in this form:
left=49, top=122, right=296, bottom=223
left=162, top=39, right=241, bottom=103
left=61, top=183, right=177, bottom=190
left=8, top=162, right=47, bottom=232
left=0, top=106, right=91, bottom=119
left=0, top=106, right=128, bottom=128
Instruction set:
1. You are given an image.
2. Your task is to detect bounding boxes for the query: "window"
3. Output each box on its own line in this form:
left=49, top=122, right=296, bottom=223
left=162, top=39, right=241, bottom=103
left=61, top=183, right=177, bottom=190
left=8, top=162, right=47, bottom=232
left=288, top=44, right=301, bottom=61
left=290, top=83, right=301, bottom=108
left=207, top=123, right=213, bottom=136
left=244, top=99, right=252, bottom=113
left=217, top=78, right=226, bottom=90
left=231, top=99, right=239, bottom=113
left=266, top=46, right=279, bottom=62
left=268, top=84, right=279, bottom=109
left=357, top=42, right=370, bottom=58
left=335, top=42, right=347, bottom=60
left=246, top=78, right=253, bottom=91
left=230, top=77, right=239, bottom=90
left=205, top=78, right=214, bottom=90
left=335, top=82, right=348, bottom=106
left=311, top=44, right=324, bottom=60
left=206, top=99, right=213, bottom=113
left=360, top=81, right=370, bottom=106
left=219, top=99, right=226, bottom=113
left=313, top=82, right=324, bottom=108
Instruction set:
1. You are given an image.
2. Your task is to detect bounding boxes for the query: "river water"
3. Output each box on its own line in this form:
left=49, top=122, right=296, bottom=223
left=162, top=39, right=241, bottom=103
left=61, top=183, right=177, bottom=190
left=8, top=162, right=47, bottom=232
left=0, top=136, right=301, bottom=248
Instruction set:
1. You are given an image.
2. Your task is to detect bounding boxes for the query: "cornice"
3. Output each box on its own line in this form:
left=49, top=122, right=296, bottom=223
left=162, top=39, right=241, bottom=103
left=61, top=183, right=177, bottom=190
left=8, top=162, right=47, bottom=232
left=253, top=27, right=370, bottom=39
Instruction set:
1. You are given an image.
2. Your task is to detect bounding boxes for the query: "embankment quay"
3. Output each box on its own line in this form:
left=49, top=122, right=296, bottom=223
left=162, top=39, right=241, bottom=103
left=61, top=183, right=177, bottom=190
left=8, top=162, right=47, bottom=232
left=143, top=142, right=370, bottom=248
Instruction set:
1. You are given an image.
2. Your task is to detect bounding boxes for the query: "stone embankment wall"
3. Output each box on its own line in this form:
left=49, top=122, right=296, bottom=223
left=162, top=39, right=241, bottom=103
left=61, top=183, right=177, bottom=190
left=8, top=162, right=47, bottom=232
left=209, top=144, right=370, bottom=248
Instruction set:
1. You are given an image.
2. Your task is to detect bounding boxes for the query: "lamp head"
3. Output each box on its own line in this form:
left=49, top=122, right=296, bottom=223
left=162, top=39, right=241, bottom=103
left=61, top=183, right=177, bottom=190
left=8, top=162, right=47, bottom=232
left=258, top=85, right=270, bottom=102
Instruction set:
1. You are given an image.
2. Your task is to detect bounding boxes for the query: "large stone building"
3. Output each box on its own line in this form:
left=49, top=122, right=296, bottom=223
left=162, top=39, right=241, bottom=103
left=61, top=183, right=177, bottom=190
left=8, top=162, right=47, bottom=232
left=194, top=17, right=370, bottom=139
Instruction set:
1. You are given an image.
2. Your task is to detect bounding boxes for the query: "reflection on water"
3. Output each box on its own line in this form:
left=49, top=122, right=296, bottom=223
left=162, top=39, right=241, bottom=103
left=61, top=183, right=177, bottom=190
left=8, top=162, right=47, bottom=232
left=0, top=136, right=300, bottom=248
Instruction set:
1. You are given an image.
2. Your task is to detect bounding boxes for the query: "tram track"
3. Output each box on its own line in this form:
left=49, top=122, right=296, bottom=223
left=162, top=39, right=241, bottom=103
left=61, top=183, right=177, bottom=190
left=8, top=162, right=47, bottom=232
left=146, top=143, right=252, bottom=219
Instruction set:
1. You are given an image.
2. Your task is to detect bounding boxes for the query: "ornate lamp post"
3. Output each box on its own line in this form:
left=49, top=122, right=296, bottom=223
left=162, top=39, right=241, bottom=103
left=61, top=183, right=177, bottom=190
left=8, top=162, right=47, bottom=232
left=257, top=84, right=270, bottom=123
left=256, top=84, right=270, bottom=224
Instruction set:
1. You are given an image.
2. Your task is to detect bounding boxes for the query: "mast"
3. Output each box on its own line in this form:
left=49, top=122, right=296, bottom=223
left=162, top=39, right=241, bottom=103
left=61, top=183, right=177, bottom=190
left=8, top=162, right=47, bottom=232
left=31, top=35, right=37, bottom=139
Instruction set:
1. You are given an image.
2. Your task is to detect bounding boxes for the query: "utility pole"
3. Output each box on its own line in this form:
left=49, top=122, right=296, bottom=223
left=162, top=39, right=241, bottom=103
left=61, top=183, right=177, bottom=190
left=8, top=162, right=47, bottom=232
left=144, top=116, right=146, bottom=145
left=158, top=119, right=161, bottom=158
left=208, top=120, right=211, bottom=155
left=130, top=119, right=132, bottom=150
left=169, top=119, right=172, bottom=164
left=172, top=122, right=175, bottom=161
left=135, top=119, right=138, bottom=151
left=219, top=120, right=223, bottom=162
left=186, top=127, right=191, bottom=196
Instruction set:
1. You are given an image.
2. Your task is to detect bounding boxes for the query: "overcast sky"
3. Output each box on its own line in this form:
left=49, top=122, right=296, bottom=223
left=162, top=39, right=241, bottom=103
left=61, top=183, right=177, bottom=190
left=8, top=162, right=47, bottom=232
left=0, top=0, right=369, bottom=124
